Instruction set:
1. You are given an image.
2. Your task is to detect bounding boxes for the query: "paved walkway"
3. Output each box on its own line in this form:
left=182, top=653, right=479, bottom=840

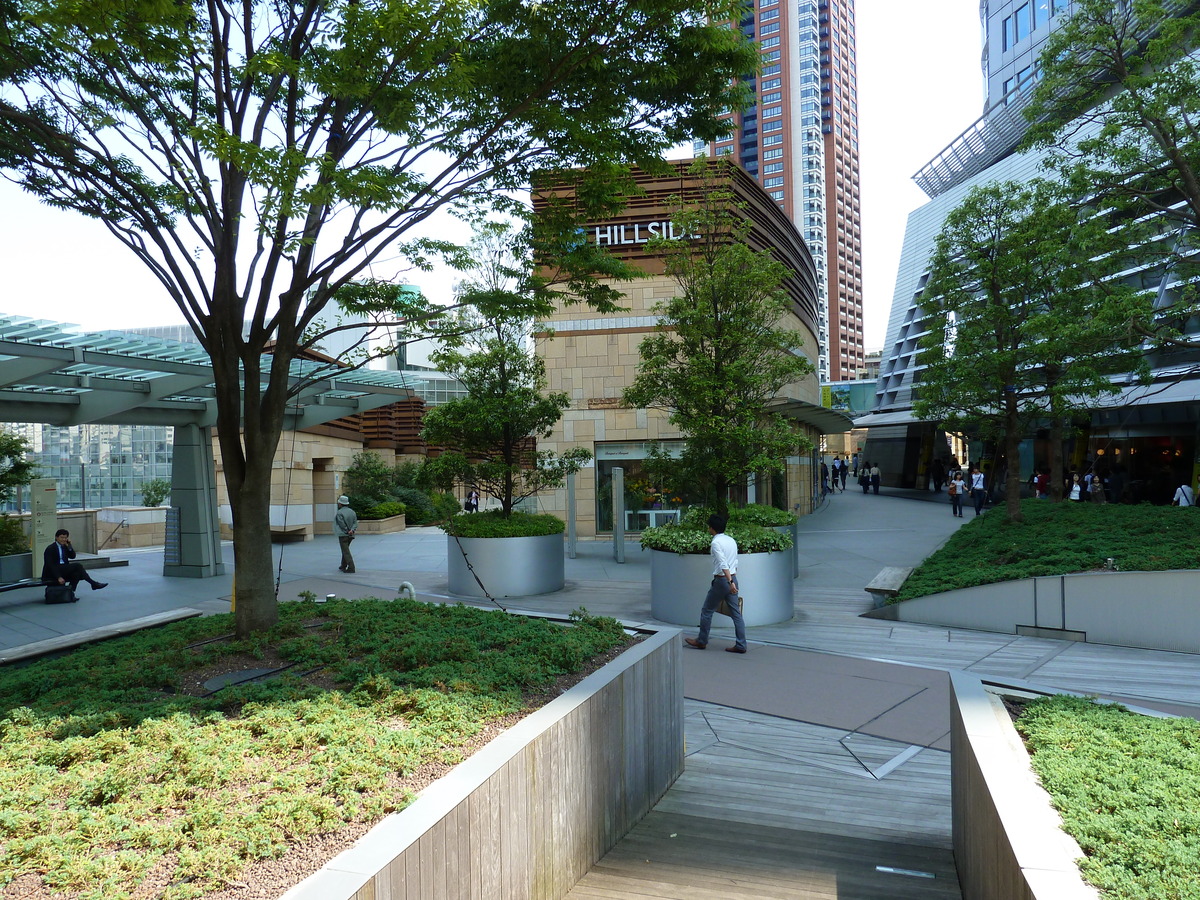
left=5, top=489, right=1200, bottom=897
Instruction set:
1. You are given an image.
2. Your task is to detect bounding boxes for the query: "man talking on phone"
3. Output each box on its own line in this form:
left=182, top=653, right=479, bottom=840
left=42, top=529, right=108, bottom=593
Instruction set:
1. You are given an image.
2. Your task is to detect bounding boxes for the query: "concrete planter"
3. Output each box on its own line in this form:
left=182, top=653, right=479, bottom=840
left=648, top=547, right=794, bottom=626
left=868, top=570, right=1200, bottom=653
left=354, top=514, right=406, bottom=535
left=950, top=673, right=1100, bottom=900
left=281, top=625, right=683, bottom=900
left=0, top=552, right=32, bottom=582
left=447, top=532, right=564, bottom=598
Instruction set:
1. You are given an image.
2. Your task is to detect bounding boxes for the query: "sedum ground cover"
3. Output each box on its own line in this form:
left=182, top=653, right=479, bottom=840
left=0, top=599, right=629, bottom=899
left=895, top=500, right=1200, bottom=601
left=1017, top=695, right=1200, bottom=899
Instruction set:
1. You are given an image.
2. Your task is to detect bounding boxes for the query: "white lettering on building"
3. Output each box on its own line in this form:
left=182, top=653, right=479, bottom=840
left=591, top=222, right=698, bottom=246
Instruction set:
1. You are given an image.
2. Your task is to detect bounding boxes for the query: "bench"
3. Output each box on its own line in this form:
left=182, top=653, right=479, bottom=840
left=864, top=566, right=913, bottom=608
left=0, top=578, right=48, bottom=594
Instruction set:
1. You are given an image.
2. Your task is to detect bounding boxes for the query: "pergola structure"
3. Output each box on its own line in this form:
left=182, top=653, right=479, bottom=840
left=0, top=315, right=426, bottom=578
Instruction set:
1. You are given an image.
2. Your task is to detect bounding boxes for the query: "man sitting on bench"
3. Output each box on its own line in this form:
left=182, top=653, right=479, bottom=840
left=42, top=529, right=107, bottom=594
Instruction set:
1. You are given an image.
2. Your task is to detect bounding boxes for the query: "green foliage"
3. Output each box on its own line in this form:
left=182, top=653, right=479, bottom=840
left=916, top=179, right=1150, bottom=520
left=429, top=491, right=463, bottom=522
left=442, top=510, right=565, bottom=539
left=1022, top=0, right=1200, bottom=354
left=138, top=478, right=172, bottom=507
left=1017, top=694, right=1200, bottom=899
left=345, top=451, right=396, bottom=505
left=0, top=600, right=630, bottom=898
left=623, top=159, right=815, bottom=516
left=390, top=488, right=438, bottom=526
left=423, top=248, right=592, bottom=518
left=640, top=520, right=792, bottom=555
left=895, top=500, right=1200, bottom=601
left=0, top=515, right=29, bottom=556
left=0, top=431, right=36, bottom=505
left=362, top=500, right=407, bottom=520
left=729, top=503, right=797, bottom=528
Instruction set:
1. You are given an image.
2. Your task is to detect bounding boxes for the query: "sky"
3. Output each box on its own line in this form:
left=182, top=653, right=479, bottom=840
left=0, top=0, right=984, bottom=354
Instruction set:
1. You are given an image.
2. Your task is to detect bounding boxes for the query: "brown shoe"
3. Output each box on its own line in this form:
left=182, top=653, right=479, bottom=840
left=725, top=646, right=747, bottom=654
left=684, top=638, right=706, bottom=650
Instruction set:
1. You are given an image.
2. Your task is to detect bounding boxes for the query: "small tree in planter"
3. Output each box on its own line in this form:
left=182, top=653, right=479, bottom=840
left=0, top=432, right=37, bottom=576
left=420, top=226, right=592, bottom=596
left=138, top=478, right=172, bottom=508
left=623, top=159, right=815, bottom=517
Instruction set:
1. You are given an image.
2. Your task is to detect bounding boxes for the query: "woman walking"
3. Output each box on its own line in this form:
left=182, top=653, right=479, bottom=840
left=948, top=469, right=966, bottom=517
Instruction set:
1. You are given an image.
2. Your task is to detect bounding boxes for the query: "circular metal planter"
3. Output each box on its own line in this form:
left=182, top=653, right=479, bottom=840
left=649, top=548, right=794, bottom=626
left=447, top=533, right=565, bottom=598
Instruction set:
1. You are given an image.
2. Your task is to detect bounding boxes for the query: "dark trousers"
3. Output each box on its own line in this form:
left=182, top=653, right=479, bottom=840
left=951, top=493, right=963, bottom=516
left=697, top=575, right=746, bottom=650
left=972, top=489, right=985, bottom=515
left=338, top=536, right=355, bottom=572
left=52, top=562, right=94, bottom=592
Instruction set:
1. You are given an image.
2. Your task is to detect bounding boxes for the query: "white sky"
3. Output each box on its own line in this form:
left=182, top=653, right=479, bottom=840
left=0, top=0, right=983, bottom=353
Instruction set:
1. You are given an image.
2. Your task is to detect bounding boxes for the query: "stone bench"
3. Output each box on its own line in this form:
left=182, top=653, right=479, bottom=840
left=864, top=566, right=913, bottom=607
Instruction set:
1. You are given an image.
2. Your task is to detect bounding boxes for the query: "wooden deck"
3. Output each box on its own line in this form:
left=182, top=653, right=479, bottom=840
left=565, top=701, right=961, bottom=899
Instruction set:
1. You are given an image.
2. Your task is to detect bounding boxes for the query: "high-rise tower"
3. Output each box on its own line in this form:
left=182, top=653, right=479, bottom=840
left=701, top=0, right=863, bottom=383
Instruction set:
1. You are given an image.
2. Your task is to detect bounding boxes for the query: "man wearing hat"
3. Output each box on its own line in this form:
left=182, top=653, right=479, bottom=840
left=334, top=495, right=358, bottom=573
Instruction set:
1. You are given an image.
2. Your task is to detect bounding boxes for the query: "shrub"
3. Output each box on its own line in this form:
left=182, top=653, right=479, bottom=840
left=138, top=478, right=171, bottom=507
left=640, top=521, right=792, bottom=554
left=430, top=491, right=462, bottom=522
left=391, top=487, right=436, bottom=525
left=363, top=501, right=406, bottom=520
left=0, top=515, right=28, bottom=556
left=442, top=510, right=565, bottom=538
left=1018, top=694, right=1200, bottom=899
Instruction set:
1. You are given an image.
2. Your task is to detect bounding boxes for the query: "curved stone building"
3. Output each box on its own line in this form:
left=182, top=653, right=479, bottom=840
left=534, top=159, right=847, bottom=537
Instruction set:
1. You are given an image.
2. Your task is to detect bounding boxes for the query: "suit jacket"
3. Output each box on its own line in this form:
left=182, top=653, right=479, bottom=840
left=42, top=541, right=77, bottom=583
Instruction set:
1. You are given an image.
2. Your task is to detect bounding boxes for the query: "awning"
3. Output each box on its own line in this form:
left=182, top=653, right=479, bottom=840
left=767, top=399, right=854, bottom=434
left=852, top=410, right=927, bottom=427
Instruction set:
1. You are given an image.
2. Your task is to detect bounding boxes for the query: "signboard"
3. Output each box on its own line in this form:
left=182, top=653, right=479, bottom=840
left=30, top=478, right=57, bottom=560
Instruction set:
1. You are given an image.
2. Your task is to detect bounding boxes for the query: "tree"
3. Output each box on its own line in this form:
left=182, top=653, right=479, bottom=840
left=0, top=0, right=756, bottom=635
left=138, top=478, right=172, bottom=507
left=623, top=160, right=815, bottom=517
left=0, top=431, right=36, bottom=506
left=1022, top=0, right=1200, bottom=352
left=421, top=227, right=591, bottom=518
left=914, top=180, right=1150, bottom=520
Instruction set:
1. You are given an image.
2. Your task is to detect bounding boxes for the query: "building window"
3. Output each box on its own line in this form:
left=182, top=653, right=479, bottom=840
left=763, top=119, right=783, bottom=132
left=762, top=77, right=782, bottom=90
left=764, top=162, right=784, bottom=174
left=763, top=133, right=783, bottom=146
left=1014, top=3, right=1031, bottom=42
left=760, top=36, right=780, bottom=48
left=770, top=190, right=785, bottom=200
left=763, top=147, right=783, bottom=159
left=762, top=91, right=782, bottom=104
left=761, top=50, right=780, bottom=62
left=761, top=6, right=779, bottom=19
left=762, top=105, right=782, bottom=119
left=762, top=64, right=780, bottom=75
left=761, top=21, right=779, bottom=34
left=764, top=176, right=784, bottom=187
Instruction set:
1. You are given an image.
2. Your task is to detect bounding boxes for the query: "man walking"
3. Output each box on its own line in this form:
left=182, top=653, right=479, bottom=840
left=684, top=514, right=747, bottom=654
left=42, top=529, right=107, bottom=594
left=334, top=495, right=358, bottom=573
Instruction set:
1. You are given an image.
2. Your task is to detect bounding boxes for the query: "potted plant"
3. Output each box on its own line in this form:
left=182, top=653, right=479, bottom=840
left=0, top=433, right=36, bottom=582
left=421, top=225, right=592, bottom=598
left=641, top=506, right=795, bottom=625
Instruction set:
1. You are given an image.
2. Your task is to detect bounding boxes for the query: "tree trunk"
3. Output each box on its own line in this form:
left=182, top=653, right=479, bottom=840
left=231, top=467, right=279, bottom=636
left=1049, top=415, right=1066, bottom=502
left=1005, top=399, right=1024, bottom=523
